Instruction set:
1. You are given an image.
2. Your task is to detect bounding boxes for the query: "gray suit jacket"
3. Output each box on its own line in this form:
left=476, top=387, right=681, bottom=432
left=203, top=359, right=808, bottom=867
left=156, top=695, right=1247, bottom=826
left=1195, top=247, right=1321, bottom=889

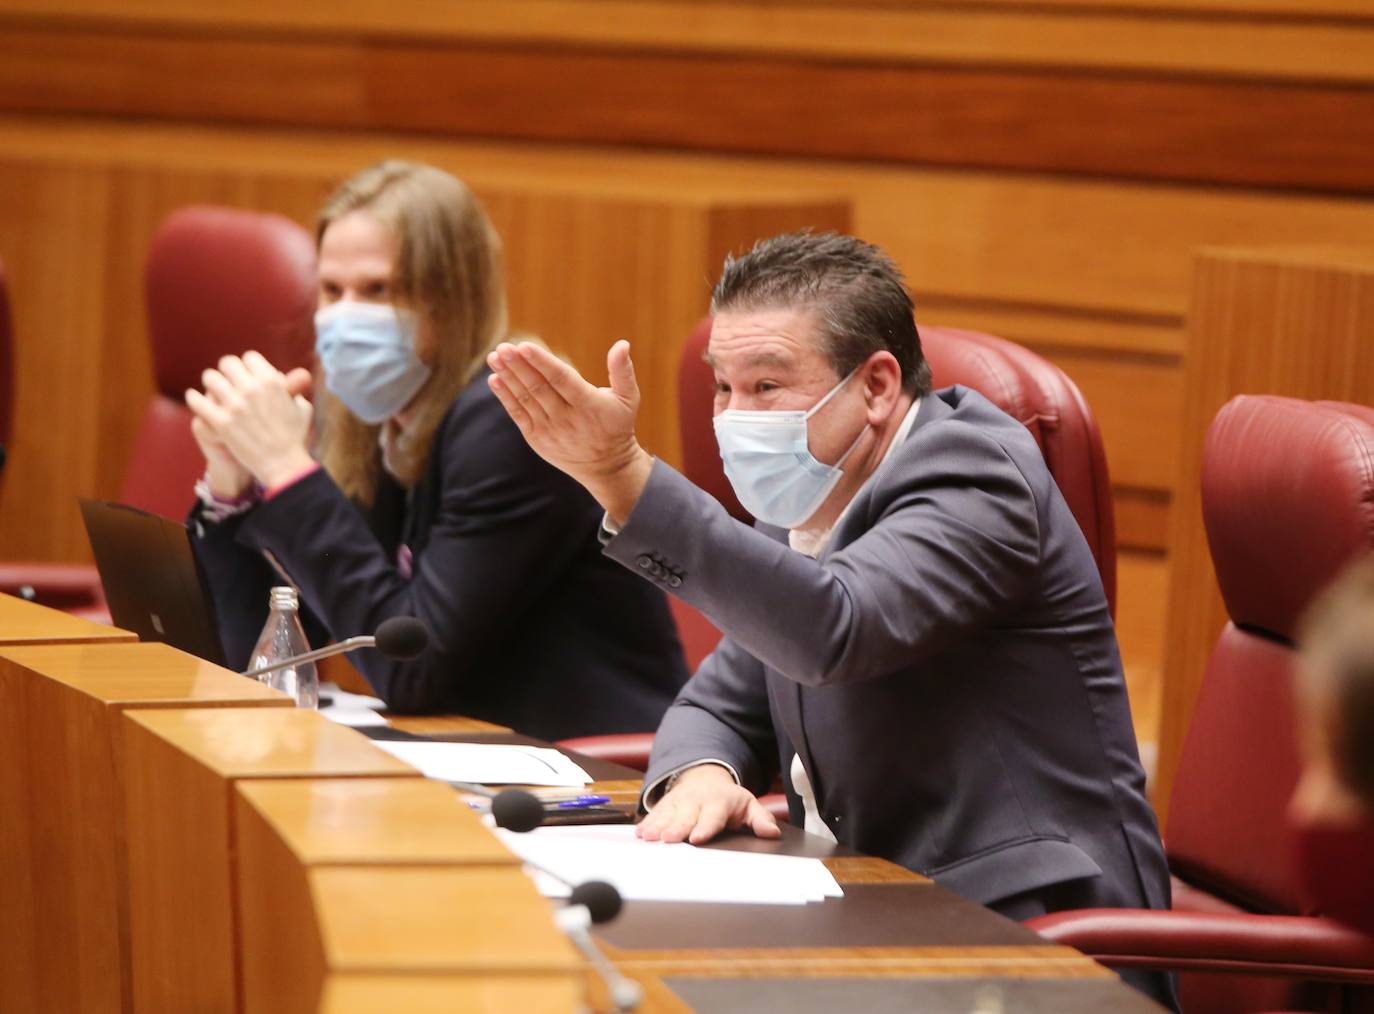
left=606, top=386, right=1170, bottom=914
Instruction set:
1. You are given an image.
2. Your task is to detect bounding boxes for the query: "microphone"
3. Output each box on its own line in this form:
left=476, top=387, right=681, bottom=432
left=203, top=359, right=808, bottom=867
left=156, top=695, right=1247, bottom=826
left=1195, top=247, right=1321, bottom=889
left=240, top=615, right=429, bottom=680
left=490, top=789, right=641, bottom=1011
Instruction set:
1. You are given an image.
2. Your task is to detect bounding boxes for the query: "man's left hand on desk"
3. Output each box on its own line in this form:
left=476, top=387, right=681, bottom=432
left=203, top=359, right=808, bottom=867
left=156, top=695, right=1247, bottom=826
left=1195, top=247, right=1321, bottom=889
left=637, top=762, right=781, bottom=845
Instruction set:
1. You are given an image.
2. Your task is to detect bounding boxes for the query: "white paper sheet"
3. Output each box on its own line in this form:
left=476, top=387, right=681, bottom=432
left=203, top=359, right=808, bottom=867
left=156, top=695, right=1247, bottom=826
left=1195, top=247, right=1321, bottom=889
left=494, top=824, right=844, bottom=905
left=372, top=740, right=592, bottom=787
left=317, top=681, right=389, bottom=728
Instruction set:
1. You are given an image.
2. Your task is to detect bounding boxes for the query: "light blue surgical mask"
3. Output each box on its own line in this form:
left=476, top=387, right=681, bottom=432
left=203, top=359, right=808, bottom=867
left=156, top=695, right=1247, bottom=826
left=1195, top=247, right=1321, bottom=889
left=314, top=301, right=432, bottom=424
left=712, top=368, right=864, bottom=529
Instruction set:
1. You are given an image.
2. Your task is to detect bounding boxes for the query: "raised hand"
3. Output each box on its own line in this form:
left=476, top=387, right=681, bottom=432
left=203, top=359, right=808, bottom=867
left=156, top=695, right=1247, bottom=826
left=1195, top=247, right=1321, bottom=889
left=636, top=763, right=781, bottom=846
left=185, top=351, right=315, bottom=491
left=486, top=340, right=654, bottom=524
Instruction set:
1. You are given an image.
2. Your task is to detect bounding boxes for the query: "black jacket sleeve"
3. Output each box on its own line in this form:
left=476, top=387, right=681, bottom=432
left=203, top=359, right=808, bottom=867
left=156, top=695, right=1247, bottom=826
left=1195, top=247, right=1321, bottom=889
left=227, top=380, right=608, bottom=713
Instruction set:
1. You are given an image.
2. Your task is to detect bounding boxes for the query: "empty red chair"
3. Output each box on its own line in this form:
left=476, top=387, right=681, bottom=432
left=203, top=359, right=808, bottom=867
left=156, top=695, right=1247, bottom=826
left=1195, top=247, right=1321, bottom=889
left=0, top=206, right=316, bottom=615
left=1029, top=395, right=1374, bottom=1014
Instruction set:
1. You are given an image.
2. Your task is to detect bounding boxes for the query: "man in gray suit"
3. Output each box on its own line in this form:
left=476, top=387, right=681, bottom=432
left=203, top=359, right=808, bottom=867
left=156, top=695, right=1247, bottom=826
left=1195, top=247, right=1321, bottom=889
left=487, top=232, right=1174, bottom=1006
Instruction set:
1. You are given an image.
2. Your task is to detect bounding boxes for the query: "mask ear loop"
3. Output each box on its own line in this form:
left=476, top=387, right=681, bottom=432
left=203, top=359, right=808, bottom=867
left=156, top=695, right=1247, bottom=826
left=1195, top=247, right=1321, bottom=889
left=804, top=366, right=867, bottom=470
left=802, top=365, right=862, bottom=421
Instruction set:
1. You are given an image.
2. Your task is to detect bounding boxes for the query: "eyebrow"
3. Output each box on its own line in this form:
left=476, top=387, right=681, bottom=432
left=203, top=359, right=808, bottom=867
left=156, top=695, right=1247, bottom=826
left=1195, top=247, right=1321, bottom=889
left=702, top=351, right=796, bottom=370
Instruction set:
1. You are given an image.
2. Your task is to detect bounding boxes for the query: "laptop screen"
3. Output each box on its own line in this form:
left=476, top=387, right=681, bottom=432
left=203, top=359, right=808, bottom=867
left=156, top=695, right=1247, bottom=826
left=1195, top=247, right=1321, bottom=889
left=78, top=498, right=226, bottom=666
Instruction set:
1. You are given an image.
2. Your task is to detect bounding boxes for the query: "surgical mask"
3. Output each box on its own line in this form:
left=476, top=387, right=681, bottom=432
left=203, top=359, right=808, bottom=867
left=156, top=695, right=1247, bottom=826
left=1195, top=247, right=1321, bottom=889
left=314, top=301, right=432, bottom=424
left=1288, top=811, right=1374, bottom=934
left=713, top=368, right=864, bottom=529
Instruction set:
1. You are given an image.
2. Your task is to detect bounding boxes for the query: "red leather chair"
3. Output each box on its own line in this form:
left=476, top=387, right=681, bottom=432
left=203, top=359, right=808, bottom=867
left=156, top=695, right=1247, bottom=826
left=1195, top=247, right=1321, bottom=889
left=0, top=206, right=316, bottom=615
left=559, top=319, right=1120, bottom=792
left=1029, top=395, right=1374, bottom=1014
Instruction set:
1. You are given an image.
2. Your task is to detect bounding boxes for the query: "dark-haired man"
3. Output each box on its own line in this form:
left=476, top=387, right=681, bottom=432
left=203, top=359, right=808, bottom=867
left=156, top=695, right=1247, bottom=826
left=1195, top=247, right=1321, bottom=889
left=487, top=232, right=1175, bottom=1007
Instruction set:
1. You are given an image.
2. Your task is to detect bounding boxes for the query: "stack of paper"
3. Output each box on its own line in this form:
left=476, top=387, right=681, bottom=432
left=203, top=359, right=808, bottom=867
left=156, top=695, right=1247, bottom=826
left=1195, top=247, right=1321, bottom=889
left=372, top=740, right=592, bottom=787
left=494, top=824, right=843, bottom=904
left=317, top=682, right=389, bottom=728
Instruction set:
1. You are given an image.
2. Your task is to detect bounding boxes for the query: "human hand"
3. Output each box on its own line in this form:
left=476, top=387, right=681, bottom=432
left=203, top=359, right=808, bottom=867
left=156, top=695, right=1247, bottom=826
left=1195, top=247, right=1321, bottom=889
left=636, top=763, right=781, bottom=845
left=190, top=415, right=253, bottom=499
left=185, top=351, right=315, bottom=490
left=486, top=340, right=653, bottom=525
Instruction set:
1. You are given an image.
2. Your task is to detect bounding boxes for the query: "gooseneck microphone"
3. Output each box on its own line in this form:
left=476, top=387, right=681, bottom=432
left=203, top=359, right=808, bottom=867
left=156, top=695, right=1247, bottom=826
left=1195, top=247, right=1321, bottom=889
left=490, top=788, right=641, bottom=1012
left=240, top=615, right=430, bottom=680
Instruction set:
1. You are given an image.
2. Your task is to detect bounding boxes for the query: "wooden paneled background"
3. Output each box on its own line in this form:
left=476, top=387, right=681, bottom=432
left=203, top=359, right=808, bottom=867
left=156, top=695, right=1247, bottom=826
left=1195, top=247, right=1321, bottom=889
left=1, top=0, right=1371, bottom=809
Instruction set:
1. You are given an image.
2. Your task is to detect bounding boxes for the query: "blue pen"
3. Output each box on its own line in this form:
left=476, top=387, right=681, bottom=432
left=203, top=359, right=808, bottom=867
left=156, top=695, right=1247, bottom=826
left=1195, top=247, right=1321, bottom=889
left=552, top=794, right=612, bottom=809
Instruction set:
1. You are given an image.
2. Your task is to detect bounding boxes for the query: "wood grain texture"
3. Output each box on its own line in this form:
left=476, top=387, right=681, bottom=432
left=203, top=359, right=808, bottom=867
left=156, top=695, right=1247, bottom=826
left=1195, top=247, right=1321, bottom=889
left=0, top=592, right=135, bottom=643
left=1, top=0, right=1371, bottom=82
left=233, top=779, right=535, bottom=1012
left=308, top=866, right=582, bottom=973
left=8, top=114, right=1374, bottom=563
left=318, top=975, right=581, bottom=1014
left=1, top=22, right=1372, bottom=193
left=602, top=944, right=1111, bottom=978
left=120, top=707, right=421, bottom=1014
left=235, top=778, right=517, bottom=867
left=0, top=642, right=290, bottom=1014
left=1155, top=248, right=1374, bottom=825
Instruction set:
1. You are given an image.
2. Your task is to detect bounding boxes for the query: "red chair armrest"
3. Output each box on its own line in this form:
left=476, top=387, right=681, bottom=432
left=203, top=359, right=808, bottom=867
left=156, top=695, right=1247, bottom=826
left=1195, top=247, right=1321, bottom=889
left=1026, top=909, right=1374, bottom=983
left=555, top=733, right=654, bottom=772
left=0, top=562, right=105, bottom=611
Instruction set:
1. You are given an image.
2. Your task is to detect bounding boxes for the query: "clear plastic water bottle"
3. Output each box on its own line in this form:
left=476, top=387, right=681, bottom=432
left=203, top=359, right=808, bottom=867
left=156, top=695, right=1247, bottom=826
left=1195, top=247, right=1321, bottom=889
left=248, top=586, right=318, bottom=708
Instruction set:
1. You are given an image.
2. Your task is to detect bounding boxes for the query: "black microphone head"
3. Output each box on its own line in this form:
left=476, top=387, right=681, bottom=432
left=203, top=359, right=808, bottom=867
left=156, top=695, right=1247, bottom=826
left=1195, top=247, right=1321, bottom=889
left=490, top=788, right=545, bottom=833
left=374, top=616, right=430, bottom=660
left=569, top=880, right=623, bottom=924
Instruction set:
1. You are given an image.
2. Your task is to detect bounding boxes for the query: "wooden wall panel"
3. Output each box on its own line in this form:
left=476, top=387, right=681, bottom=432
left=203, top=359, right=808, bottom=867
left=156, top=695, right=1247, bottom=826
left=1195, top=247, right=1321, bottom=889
left=0, top=121, right=847, bottom=563
left=0, top=0, right=1371, bottom=83
left=1, top=22, right=1373, bottom=194
left=7, top=115, right=1374, bottom=564
left=1154, top=248, right=1374, bottom=824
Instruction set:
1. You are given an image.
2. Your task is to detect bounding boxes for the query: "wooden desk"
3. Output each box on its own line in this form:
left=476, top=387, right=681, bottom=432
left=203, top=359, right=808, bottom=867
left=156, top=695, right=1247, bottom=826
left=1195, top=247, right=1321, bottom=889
left=0, top=590, right=135, bottom=644
left=119, top=707, right=423, bottom=1014
left=352, top=724, right=1161, bottom=1012
left=233, top=779, right=580, bottom=1013
left=0, top=642, right=288, bottom=1014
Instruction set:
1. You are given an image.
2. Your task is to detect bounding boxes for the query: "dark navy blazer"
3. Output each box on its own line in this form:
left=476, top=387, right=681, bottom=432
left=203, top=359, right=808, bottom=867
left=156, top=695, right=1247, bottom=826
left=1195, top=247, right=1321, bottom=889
left=194, top=370, right=688, bottom=741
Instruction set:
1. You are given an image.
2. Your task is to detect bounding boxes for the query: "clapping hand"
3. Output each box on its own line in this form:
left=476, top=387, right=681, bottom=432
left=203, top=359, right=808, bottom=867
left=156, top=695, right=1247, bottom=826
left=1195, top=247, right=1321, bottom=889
left=185, top=351, right=315, bottom=494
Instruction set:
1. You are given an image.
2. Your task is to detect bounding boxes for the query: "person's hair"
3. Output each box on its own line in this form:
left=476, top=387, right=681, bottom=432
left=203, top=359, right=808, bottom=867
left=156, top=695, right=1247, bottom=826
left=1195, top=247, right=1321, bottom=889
left=1298, top=553, right=1374, bottom=810
left=314, top=160, right=508, bottom=502
left=710, top=231, right=931, bottom=397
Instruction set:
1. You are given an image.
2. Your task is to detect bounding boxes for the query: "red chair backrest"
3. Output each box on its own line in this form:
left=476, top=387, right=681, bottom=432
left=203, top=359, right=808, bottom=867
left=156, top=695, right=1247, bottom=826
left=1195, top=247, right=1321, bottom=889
left=677, top=317, right=1118, bottom=612
left=678, top=315, right=750, bottom=523
left=1167, top=396, right=1374, bottom=915
left=921, top=326, right=1117, bottom=616
left=120, top=206, right=317, bottom=518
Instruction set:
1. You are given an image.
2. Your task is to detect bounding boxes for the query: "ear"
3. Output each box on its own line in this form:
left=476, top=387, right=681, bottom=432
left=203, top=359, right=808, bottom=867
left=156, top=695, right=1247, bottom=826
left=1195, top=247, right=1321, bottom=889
left=860, top=351, right=904, bottom=426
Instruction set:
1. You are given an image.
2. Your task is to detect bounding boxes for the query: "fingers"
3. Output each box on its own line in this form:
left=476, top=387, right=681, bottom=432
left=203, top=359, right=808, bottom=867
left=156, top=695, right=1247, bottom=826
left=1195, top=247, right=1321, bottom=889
left=283, top=367, right=313, bottom=397
left=686, top=798, right=732, bottom=845
left=200, top=368, right=239, bottom=409
left=217, top=354, right=255, bottom=389
left=606, top=340, right=640, bottom=406
left=742, top=799, right=782, bottom=839
left=517, top=342, right=596, bottom=405
left=486, top=373, right=534, bottom=436
left=488, top=344, right=559, bottom=422
left=240, top=350, right=281, bottom=380
left=185, top=388, right=230, bottom=430
left=293, top=395, right=314, bottom=431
